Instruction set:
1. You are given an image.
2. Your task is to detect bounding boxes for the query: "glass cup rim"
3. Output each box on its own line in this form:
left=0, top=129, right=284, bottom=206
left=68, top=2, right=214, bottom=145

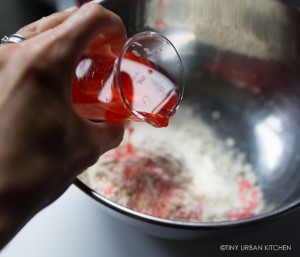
left=115, top=31, right=185, bottom=126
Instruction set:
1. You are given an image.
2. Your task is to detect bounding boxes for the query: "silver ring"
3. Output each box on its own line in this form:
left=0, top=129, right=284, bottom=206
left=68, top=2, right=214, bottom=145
left=1, top=34, right=25, bottom=45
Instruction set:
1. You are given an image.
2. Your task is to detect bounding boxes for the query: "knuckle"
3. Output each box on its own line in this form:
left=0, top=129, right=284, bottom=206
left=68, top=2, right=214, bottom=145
left=18, top=22, right=39, bottom=36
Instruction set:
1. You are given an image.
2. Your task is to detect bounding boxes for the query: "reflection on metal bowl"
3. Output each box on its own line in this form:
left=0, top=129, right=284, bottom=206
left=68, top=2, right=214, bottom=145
left=75, top=0, right=300, bottom=239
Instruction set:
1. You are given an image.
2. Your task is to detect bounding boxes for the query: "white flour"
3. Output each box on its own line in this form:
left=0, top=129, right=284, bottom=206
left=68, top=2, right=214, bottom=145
left=82, top=105, right=264, bottom=222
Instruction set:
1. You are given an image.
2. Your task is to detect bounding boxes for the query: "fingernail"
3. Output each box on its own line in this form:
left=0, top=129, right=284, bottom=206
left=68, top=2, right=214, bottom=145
left=91, top=0, right=103, bottom=4
left=64, top=6, right=78, bottom=12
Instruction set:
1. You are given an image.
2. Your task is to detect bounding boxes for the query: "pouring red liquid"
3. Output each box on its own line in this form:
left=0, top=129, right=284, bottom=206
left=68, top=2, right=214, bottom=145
left=72, top=32, right=184, bottom=128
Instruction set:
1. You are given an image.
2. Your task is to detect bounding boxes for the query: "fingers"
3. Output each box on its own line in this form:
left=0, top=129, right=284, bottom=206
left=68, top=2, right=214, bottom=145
left=16, top=7, right=78, bottom=39
left=30, top=2, right=127, bottom=65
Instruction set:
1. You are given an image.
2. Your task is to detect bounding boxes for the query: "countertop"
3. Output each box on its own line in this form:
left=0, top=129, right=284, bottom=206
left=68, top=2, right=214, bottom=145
left=1, top=185, right=299, bottom=257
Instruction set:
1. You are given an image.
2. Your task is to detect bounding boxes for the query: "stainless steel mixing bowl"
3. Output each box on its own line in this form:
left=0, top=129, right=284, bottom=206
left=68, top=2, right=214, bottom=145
left=76, top=0, right=300, bottom=239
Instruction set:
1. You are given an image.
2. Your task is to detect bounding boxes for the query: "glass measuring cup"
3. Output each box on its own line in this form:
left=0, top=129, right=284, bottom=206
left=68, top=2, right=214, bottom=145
left=72, top=31, right=184, bottom=128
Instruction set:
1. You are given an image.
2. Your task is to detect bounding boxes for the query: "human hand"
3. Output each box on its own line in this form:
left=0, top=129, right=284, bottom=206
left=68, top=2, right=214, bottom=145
left=0, top=2, right=126, bottom=247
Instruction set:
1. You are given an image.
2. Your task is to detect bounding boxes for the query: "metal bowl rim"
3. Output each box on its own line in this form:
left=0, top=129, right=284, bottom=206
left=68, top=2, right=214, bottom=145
left=74, top=178, right=300, bottom=230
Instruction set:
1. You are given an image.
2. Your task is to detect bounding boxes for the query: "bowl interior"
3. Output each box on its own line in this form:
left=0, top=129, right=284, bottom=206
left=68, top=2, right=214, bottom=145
left=82, top=0, right=300, bottom=221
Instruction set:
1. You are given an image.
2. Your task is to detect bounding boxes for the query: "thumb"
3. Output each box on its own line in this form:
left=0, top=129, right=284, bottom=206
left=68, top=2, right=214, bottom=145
left=70, top=119, right=124, bottom=175
left=88, top=120, right=125, bottom=155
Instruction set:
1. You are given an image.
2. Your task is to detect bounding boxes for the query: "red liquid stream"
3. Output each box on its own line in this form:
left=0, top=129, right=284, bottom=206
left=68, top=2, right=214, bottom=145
left=72, top=48, right=178, bottom=128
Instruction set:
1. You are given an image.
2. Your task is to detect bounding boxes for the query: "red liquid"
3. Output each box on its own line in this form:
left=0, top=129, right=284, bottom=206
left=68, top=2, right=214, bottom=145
left=72, top=49, right=179, bottom=127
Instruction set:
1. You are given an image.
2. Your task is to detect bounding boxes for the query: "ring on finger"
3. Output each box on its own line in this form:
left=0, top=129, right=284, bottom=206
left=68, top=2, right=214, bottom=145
left=1, top=34, right=26, bottom=45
